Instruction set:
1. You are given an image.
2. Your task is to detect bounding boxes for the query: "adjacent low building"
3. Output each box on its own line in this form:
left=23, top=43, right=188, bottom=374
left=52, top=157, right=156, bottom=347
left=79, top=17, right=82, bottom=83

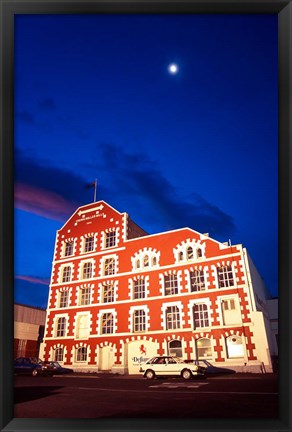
left=40, top=200, right=275, bottom=374
left=14, top=303, right=46, bottom=358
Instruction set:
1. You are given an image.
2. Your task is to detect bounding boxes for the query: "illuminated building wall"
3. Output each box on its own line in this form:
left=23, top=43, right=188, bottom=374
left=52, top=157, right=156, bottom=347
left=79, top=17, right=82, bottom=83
left=40, top=201, right=274, bottom=373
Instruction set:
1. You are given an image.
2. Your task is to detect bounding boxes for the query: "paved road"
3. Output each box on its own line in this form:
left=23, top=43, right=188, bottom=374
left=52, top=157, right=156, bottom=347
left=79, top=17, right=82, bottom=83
left=14, top=373, right=278, bottom=419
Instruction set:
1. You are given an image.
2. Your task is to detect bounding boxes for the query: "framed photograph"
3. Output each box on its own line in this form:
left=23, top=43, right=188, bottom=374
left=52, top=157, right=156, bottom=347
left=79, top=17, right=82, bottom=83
left=1, top=1, right=291, bottom=431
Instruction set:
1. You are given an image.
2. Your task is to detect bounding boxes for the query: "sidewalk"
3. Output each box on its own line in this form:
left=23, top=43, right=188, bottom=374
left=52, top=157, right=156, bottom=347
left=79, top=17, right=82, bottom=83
left=56, top=371, right=277, bottom=379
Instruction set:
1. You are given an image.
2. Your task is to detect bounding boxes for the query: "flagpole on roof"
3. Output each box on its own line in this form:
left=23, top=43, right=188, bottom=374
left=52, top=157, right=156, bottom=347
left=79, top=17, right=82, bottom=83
left=94, top=179, right=97, bottom=202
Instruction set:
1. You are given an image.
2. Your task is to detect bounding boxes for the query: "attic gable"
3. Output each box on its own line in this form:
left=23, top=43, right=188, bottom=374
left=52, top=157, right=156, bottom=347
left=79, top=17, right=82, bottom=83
left=58, top=200, right=123, bottom=232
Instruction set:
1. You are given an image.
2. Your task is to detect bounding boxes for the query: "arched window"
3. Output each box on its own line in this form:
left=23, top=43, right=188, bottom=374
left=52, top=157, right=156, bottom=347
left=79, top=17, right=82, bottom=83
left=102, top=282, right=114, bottom=303
left=187, top=247, right=194, bottom=260
left=82, top=262, right=93, bottom=279
left=196, top=338, right=212, bottom=359
left=178, top=251, right=184, bottom=261
left=79, top=286, right=91, bottom=305
left=217, top=265, right=234, bottom=288
left=64, top=241, right=74, bottom=257
left=143, top=255, right=149, bottom=267
left=190, top=270, right=205, bottom=292
left=197, top=248, right=202, bottom=258
left=54, top=347, right=64, bottom=362
left=226, top=335, right=244, bottom=358
left=152, top=256, right=157, bottom=266
left=59, top=290, right=69, bottom=308
left=76, top=346, right=87, bottom=362
left=104, top=258, right=115, bottom=276
left=168, top=340, right=182, bottom=358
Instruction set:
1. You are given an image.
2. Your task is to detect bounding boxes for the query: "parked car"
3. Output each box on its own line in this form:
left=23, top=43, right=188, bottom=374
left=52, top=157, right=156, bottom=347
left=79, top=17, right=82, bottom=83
left=139, top=356, right=206, bottom=380
left=184, top=359, right=235, bottom=376
left=42, top=361, right=74, bottom=375
left=14, top=357, right=54, bottom=377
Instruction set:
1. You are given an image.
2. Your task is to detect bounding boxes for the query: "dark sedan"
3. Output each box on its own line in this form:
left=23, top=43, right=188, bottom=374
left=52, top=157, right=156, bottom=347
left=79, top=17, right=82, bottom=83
left=42, top=361, right=74, bottom=374
left=14, top=357, right=54, bottom=377
left=184, top=359, right=235, bottom=376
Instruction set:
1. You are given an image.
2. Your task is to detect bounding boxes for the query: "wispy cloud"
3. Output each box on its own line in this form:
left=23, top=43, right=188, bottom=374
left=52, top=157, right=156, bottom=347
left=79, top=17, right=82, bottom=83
left=95, top=143, right=236, bottom=238
left=14, top=149, right=93, bottom=221
left=14, top=143, right=235, bottom=238
left=15, top=275, right=50, bottom=286
left=15, top=182, right=77, bottom=221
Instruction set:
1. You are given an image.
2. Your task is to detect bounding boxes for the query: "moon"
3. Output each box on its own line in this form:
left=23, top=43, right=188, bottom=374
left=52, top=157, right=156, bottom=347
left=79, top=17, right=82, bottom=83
left=168, top=63, right=179, bottom=74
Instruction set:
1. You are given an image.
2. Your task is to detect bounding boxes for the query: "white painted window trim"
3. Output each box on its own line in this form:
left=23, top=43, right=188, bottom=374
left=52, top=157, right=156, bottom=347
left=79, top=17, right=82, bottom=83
left=213, top=261, right=237, bottom=289
left=161, top=301, right=183, bottom=331
left=100, top=254, right=118, bottom=276
left=98, top=308, right=117, bottom=335
left=59, top=263, right=74, bottom=284
left=80, top=233, right=97, bottom=254
left=128, top=305, right=149, bottom=333
left=53, top=313, right=69, bottom=338
left=188, top=297, right=211, bottom=330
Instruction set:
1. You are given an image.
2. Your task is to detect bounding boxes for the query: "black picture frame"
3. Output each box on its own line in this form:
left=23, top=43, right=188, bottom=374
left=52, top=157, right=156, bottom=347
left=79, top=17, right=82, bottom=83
left=1, top=1, right=291, bottom=431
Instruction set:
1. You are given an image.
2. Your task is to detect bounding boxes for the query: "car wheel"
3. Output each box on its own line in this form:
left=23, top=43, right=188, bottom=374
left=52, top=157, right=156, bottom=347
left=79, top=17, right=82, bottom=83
left=32, top=369, right=38, bottom=377
left=145, top=369, right=155, bottom=380
left=182, top=369, right=192, bottom=380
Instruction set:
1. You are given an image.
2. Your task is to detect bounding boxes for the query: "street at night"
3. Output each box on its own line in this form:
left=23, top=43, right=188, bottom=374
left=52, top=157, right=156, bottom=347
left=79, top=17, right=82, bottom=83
left=14, top=373, right=278, bottom=419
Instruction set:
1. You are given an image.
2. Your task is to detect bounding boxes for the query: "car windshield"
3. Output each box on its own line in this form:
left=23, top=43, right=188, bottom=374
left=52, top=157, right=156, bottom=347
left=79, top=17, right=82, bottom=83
left=31, top=358, right=42, bottom=364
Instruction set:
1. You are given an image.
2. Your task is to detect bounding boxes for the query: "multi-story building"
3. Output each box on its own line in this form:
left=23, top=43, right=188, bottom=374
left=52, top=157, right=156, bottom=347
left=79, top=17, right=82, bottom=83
left=40, top=200, right=275, bottom=374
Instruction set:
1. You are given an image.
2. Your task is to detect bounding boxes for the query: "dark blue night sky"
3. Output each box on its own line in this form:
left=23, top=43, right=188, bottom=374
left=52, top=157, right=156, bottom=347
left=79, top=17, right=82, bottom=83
left=14, top=14, right=278, bottom=308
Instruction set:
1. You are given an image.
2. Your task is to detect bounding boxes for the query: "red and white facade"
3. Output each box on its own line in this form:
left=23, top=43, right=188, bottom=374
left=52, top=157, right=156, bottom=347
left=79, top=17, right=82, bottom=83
left=40, top=201, right=274, bottom=374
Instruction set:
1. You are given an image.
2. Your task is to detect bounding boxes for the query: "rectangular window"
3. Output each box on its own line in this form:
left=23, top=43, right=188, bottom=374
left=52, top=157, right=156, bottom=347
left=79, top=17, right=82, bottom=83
left=193, top=304, right=209, bottom=328
left=56, top=317, right=66, bottom=337
left=222, top=299, right=236, bottom=310
left=84, top=236, right=94, bottom=252
left=101, top=313, right=114, bottom=334
left=133, top=279, right=145, bottom=299
left=79, top=287, right=91, bottom=305
left=105, top=231, right=116, bottom=248
left=102, top=283, right=114, bottom=303
left=82, top=262, right=93, bottom=279
left=104, top=258, right=115, bottom=276
left=190, top=270, right=205, bottom=292
left=133, top=310, right=146, bottom=332
left=59, top=291, right=69, bottom=308
left=164, top=274, right=178, bottom=295
left=62, top=266, right=71, bottom=283
left=64, top=241, right=73, bottom=257
left=217, top=266, right=234, bottom=288
left=166, top=306, right=180, bottom=330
